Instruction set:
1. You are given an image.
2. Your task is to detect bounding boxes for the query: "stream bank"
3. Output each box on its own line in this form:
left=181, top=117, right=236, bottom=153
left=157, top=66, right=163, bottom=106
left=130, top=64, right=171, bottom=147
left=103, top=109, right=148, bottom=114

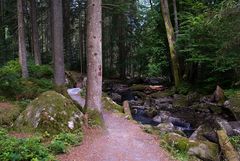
left=103, top=78, right=240, bottom=161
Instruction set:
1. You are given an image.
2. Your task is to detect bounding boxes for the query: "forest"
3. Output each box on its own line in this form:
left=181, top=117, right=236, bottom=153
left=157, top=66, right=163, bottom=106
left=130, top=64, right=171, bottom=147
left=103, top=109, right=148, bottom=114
left=0, top=0, right=240, bottom=161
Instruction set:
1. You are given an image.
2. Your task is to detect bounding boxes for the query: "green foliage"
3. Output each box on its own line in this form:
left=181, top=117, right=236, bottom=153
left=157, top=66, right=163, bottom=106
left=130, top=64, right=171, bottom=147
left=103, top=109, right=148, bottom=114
left=0, top=129, right=55, bottom=161
left=0, top=60, right=53, bottom=100
left=0, top=102, right=22, bottom=128
left=135, top=8, right=169, bottom=77
left=177, top=0, right=240, bottom=87
left=229, top=135, right=240, bottom=151
left=48, top=132, right=83, bottom=154
left=28, top=62, right=53, bottom=79
left=160, top=134, right=189, bottom=161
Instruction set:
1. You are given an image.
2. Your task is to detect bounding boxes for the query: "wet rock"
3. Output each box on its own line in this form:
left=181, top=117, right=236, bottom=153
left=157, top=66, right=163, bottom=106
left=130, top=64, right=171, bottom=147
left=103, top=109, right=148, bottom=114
left=152, top=97, right=173, bottom=104
left=189, top=125, right=211, bottom=141
left=110, top=93, right=122, bottom=104
left=215, top=117, right=234, bottom=136
left=121, top=89, right=134, bottom=102
left=187, top=92, right=201, bottom=106
left=111, top=84, right=129, bottom=93
left=229, top=121, right=240, bottom=135
left=211, top=85, right=225, bottom=105
left=144, top=108, right=158, bottom=118
left=143, top=77, right=169, bottom=85
left=203, top=131, right=218, bottom=143
left=128, top=100, right=143, bottom=107
left=157, top=123, right=175, bottom=133
left=15, top=91, right=83, bottom=134
left=173, top=94, right=188, bottom=108
left=143, top=97, right=151, bottom=107
left=164, top=133, right=219, bottom=161
left=132, top=91, right=147, bottom=100
left=153, top=115, right=162, bottom=123
left=155, top=103, right=173, bottom=110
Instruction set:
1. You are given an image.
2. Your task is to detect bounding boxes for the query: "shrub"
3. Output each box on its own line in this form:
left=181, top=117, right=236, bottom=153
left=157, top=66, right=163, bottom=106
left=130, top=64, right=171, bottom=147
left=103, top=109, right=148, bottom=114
left=0, top=129, right=55, bottom=161
left=48, top=132, right=83, bottom=154
left=0, top=102, right=22, bottom=128
left=28, top=62, right=53, bottom=79
left=0, top=60, right=54, bottom=100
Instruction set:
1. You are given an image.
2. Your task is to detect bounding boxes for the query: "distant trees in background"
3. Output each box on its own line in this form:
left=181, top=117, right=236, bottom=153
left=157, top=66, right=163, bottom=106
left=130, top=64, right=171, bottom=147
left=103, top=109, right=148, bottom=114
left=0, top=0, right=239, bottom=89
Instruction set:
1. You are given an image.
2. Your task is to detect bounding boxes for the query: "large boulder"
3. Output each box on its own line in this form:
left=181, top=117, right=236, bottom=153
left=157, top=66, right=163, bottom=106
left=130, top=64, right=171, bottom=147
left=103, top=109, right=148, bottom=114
left=164, top=133, right=219, bottom=161
left=225, top=92, right=240, bottom=120
left=15, top=91, right=83, bottom=134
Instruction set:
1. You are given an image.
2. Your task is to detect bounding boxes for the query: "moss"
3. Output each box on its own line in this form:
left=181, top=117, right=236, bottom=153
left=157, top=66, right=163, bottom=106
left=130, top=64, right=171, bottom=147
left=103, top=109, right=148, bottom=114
left=162, top=133, right=219, bottom=161
left=102, top=97, right=123, bottom=113
left=228, top=94, right=240, bottom=120
left=173, top=95, right=188, bottom=108
left=15, top=91, right=83, bottom=134
left=150, top=89, right=174, bottom=98
left=0, top=102, right=22, bottom=128
left=87, top=108, right=104, bottom=127
left=129, top=84, right=147, bottom=91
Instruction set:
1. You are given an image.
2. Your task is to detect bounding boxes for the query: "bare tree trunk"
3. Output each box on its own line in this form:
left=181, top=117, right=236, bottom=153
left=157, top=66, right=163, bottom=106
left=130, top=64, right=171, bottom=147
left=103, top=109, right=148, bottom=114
left=173, top=0, right=179, bottom=37
left=30, top=0, right=41, bottom=65
left=17, top=0, right=29, bottom=78
left=86, top=0, right=102, bottom=112
left=160, top=0, right=181, bottom=87
left=52, top=0, right=65, bottom=85
left=63, top=0, right=71, bottom=68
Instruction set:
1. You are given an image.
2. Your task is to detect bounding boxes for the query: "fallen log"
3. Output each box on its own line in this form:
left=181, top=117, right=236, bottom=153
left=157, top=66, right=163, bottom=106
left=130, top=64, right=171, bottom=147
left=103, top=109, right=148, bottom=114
left=217, top=130, right=240, bottom=161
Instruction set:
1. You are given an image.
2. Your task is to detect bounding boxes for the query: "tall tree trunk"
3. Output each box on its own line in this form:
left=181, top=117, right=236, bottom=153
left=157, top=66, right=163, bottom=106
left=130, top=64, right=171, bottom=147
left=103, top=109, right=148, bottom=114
left=160, top=0, right=181, bottom=87
left=17, top=0, right=29, bottom=78
left=63, top=0, right=71, bottom=69
left=30, top=0, right=41, bottom=65
left=118, top=14, right=126, bottom=78
left=86, top=0, right=102, bottom=112
left=52, top=0, right=65, bottom=85
left=173, top=0, right=179, bottom=37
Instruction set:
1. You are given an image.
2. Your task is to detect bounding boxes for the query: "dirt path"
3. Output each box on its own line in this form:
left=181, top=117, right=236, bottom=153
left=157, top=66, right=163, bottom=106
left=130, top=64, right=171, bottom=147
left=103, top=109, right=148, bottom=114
left=59, top=89, right=174, bottom=161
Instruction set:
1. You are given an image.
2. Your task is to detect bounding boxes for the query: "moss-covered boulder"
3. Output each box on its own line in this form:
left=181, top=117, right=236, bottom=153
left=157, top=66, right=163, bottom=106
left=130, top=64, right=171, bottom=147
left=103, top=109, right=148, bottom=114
left=226, top=93, right=240, bottom=120
left=15, top=91, right=83, bottom=134
left=172, top=94, right=188, bottom=108
left=149, top=89, right=174, bottom=99
left=102, top=97, right=123, bottom=113
left=163, top=133, right=219, bottom=161
left=129, top=84, right=147, bottom=91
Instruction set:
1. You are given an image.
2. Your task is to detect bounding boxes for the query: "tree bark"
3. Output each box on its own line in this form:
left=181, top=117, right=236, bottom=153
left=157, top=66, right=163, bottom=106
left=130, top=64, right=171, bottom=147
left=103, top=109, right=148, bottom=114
left=173, top=0, right=179, bottom=38
left=63, top=0, right=71, bottom=68
left=86, top=0, right=102, bottom=112
left=17, top=0, right=29, bottom=78
left=52, top=0, right=65, bottom=85
left=160, top=0, right=181, bottom=87
left=30, top=0, right=41, bottom=65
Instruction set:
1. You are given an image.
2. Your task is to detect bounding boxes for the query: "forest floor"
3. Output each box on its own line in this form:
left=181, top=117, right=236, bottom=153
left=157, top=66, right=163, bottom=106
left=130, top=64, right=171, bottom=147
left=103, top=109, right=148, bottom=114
left=58, top=90, right=174, bottom=161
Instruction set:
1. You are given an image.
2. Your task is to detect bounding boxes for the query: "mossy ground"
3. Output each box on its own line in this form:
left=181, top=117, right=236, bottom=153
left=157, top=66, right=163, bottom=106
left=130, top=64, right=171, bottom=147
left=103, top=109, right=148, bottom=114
left=86, top=108, right=104, bottom=127
left=102, top=97, right=123, bottom=113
